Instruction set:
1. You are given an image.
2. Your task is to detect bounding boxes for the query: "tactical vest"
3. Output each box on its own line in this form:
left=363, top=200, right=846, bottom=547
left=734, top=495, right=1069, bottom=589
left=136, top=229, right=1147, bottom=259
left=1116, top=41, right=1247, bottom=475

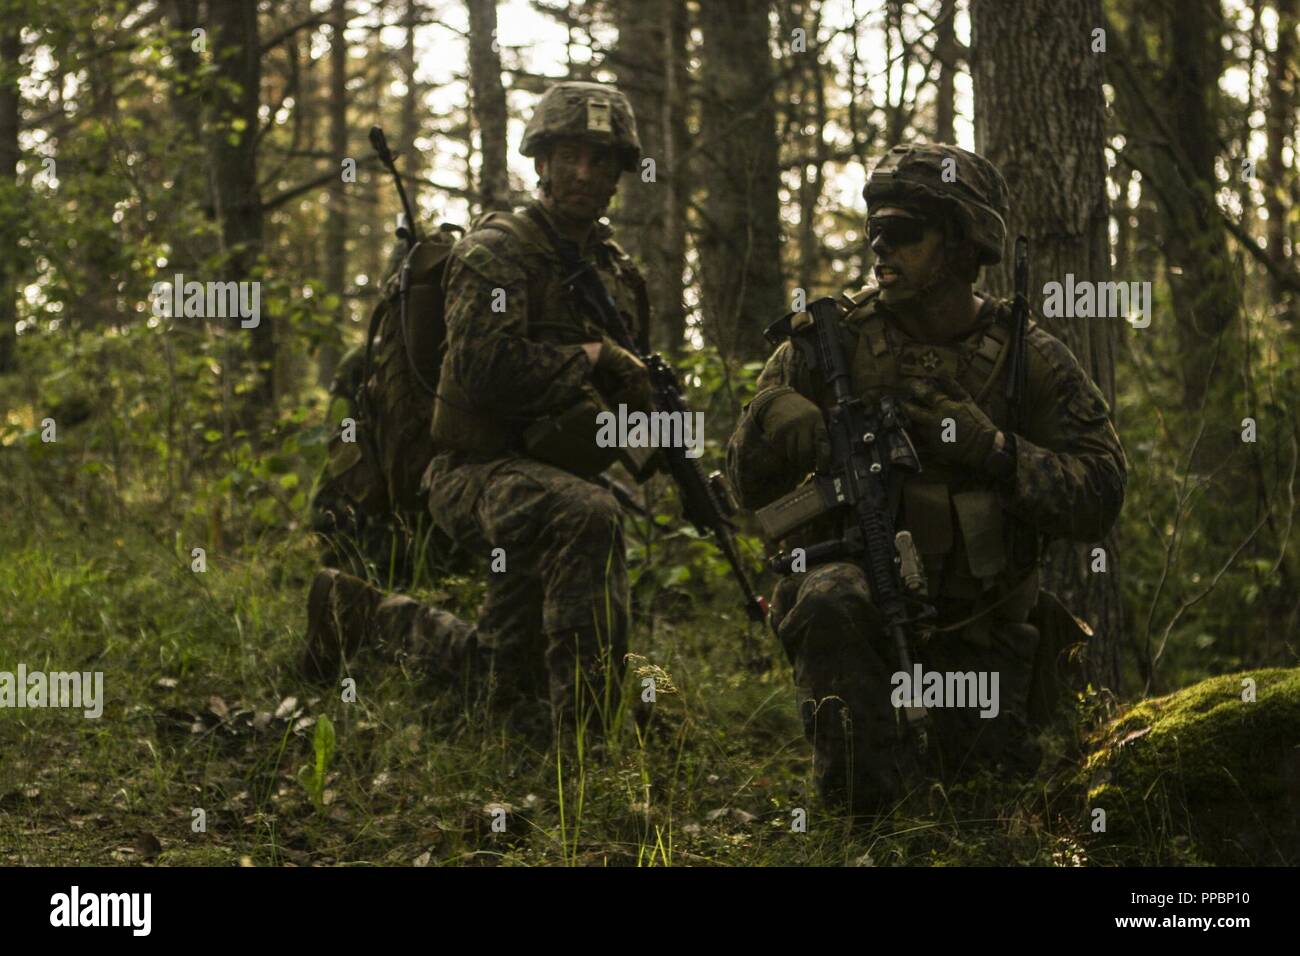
left=429, top=207, right=649, bottom=459
left=836, top=287, right=1045, bottom=619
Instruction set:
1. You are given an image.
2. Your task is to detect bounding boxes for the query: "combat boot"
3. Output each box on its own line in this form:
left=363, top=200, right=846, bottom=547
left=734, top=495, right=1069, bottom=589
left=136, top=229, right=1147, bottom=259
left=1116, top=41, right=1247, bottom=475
left=301, top=568, right=384, bottom=681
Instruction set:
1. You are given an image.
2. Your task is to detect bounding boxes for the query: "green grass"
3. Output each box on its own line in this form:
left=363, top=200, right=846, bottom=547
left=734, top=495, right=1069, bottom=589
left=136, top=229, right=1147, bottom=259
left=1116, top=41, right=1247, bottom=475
left=0, top=497, right=1104, bottom=867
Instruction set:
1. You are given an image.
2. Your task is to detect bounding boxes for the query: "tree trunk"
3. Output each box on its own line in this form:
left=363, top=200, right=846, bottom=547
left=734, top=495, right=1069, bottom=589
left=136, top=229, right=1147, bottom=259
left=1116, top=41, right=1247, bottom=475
left=612, top=0, right=689, bottom=353
left=934, top=0, right=957, bottom=142
left=697, top=0, right=785, bottom=362
left=209, top=0, right=270, bottom=405
left=1266, top=0, right=1297, bottom=321
left=321, top=0, right=349, bottom=387
left=466, top=0, right=509, bottom=212
left=1109, top=0, right=1240, bottom=412
left=971, top=0, right=1126, bottom=693
left=0, top=23, right=22, bottom=373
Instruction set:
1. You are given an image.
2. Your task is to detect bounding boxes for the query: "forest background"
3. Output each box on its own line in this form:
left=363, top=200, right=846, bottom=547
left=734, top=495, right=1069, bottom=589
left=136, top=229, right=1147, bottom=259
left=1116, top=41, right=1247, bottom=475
left=0, top=0, right=1295, bottom=866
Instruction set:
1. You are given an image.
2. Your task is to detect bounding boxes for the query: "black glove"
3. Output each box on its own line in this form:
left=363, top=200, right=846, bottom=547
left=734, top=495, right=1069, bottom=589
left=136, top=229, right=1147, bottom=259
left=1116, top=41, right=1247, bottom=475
left=899, top=375, right=1000, bottom=471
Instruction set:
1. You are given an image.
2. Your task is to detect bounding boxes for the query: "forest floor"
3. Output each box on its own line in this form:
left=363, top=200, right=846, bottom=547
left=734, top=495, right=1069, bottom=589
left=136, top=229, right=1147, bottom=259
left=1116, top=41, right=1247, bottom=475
left=0, top=504, right=1202, bottom=868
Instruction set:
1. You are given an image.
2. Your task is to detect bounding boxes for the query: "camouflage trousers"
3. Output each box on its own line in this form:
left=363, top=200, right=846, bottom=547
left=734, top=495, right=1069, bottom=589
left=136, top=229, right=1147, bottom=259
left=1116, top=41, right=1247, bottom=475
left=378, top=452, right=633, bottom=729
left=771, top=561, right=1042, bottom=814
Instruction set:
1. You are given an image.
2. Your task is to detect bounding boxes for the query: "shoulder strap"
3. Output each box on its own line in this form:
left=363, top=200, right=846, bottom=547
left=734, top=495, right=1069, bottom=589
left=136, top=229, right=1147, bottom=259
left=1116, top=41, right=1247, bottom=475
left=474, top=209, right=550, bottom=253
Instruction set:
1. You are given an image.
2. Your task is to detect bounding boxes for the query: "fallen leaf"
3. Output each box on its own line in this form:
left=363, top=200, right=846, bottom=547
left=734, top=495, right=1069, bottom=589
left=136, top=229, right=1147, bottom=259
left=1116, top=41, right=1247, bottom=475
left=274, top=696, right=299, bottom=720
left=208, top=696, right=229, bottom=719
left=134, top=833, right=162, bottom=861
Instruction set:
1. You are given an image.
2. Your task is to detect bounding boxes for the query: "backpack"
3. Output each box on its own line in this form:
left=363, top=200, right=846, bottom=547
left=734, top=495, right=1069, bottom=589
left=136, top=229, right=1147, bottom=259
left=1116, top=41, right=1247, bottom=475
left=323, top=214, right=541, bottom=520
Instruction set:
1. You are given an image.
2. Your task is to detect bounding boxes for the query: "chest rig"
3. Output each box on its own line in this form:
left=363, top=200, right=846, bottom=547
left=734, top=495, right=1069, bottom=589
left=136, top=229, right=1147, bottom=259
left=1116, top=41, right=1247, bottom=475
left=835, top=287, right=1034, bottom=608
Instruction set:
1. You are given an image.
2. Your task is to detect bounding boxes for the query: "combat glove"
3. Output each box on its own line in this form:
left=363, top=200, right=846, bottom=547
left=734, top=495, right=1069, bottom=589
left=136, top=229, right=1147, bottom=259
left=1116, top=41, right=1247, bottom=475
left=752, top=386, right=831, bottom=474
left=900, top=375, right=1001, bottom=472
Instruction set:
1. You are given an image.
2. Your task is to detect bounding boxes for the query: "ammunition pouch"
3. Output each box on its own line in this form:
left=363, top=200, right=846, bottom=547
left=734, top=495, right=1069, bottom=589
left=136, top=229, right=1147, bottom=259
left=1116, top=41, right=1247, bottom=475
left=522, top=387, right=619, bottom=477
left=754, top=475, right=834, bottom=541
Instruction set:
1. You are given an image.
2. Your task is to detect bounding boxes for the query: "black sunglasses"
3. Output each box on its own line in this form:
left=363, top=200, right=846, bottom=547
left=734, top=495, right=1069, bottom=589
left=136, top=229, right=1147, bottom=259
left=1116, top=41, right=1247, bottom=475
left=868, top=215, right=928, bottom=248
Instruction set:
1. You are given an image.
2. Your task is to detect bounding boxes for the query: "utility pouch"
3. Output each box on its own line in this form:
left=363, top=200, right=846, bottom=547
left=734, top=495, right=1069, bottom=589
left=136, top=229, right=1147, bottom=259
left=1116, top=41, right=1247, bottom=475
left=952, top=489, right=1007, bottom=580
left=902, top=480, right=953, bottom=553
left=325, top=421, right=387, bottom=515
left=522, top=388, right=620, bottom=478
left=400, top=279, right=444, bottom=377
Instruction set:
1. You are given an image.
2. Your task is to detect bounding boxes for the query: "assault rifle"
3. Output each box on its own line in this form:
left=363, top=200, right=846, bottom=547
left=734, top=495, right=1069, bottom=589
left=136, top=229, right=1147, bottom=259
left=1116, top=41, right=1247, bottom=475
left=756, top=297, right=934, bottom=750
left=525, top=207, right=770, bottom=631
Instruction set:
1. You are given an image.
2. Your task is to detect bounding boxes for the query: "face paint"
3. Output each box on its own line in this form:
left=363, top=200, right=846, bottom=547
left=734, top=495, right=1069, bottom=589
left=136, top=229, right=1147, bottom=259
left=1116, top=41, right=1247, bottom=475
left=870, top=212, right=949, bottom=305
left=541, top=137, right=622, bottom=223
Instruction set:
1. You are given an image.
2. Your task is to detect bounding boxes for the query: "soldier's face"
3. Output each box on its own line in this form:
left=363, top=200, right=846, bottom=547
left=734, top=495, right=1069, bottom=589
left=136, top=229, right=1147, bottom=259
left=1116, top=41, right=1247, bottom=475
left=869, top=207, right=948, bottom=302
left=537, top=138, right=623, bottom=220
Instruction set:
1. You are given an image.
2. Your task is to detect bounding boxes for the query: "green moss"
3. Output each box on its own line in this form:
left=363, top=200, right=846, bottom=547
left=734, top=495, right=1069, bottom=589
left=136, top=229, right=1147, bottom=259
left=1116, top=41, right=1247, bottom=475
left=1080, top=668, right=1300, bottom=865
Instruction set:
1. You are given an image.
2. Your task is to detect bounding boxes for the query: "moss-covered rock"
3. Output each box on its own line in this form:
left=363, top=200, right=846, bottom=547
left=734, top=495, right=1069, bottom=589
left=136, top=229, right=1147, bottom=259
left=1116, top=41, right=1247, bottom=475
left=1080, top=668, right=1300, bottom=865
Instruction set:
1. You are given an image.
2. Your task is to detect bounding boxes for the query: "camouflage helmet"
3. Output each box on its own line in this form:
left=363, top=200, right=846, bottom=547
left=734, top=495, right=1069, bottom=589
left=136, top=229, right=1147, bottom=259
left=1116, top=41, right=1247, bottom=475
left=520, top=81, right=641, bottom=172
left=864, top=144, right=1009, bottom=265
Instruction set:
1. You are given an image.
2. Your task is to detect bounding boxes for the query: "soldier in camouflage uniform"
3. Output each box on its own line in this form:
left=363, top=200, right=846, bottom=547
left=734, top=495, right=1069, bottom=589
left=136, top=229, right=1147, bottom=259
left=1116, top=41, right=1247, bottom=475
left=302, top=82, right=654, bottom=734
left=726, top=144, right=1127, bottom=813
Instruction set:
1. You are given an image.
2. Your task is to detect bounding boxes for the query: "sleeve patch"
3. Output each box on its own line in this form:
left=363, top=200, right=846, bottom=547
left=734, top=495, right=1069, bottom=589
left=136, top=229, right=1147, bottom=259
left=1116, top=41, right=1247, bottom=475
left=461, top=242, right=495, bottom=271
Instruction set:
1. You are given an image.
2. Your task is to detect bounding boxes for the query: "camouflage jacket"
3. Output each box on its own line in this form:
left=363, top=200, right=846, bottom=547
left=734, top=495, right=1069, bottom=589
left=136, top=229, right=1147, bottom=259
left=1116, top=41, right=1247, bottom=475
left=426, top=200, right=648, bottom=486
left=726, top=287, right=1127, bottom=610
